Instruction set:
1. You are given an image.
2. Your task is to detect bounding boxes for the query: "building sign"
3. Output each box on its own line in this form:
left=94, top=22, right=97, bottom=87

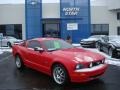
left=63, top=7, right=80, bottom=16
left=67, top=23, right=78, bottom=30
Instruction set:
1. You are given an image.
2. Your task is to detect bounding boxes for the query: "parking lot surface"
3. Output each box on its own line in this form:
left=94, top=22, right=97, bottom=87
left=0, top=49, right=120, bottom=90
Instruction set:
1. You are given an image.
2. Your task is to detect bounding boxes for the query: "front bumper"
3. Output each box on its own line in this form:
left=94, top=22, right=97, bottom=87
left=70, top=64, right=108, bottom=83
left=80, top=42, right=96, bottom=48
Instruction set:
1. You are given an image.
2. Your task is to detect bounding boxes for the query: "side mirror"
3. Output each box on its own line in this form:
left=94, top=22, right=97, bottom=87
left=34, top=47, right=44, bottom=52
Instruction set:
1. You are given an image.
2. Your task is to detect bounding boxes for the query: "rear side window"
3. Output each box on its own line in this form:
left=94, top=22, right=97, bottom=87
left=27, top=40, right=41, bottom=49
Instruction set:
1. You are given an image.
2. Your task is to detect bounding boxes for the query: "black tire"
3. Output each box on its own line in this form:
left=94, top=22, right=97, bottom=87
left=98, top=44, right=102, bottom=51
left=108, top=48, right=115, bottom=58
left=7, top=42, right=12, bottom=47
left=52, top=64, right=69, bottom=85
left=15, top=55, right=24, bottom=70
left=95, top=42, right=98, bottom=48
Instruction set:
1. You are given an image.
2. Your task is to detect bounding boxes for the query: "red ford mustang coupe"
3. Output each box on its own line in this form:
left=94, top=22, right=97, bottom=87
left=12, top=38, right=108, bottom=85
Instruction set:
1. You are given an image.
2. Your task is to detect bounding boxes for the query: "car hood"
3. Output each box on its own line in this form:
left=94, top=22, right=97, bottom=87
left=109, top=39, right=120, bottom=47
left=81, top=38, right=98, bottom=42
left=52, top=48, right=104, bottom=63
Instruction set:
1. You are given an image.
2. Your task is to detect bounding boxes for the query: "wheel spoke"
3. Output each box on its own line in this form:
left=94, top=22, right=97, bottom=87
left=16, top=57, right=21, bottom=68
left=53, top=66, right=66, bottom=84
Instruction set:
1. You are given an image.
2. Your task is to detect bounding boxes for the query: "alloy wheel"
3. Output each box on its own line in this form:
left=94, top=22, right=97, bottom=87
left=15, top=56, right=22, bottom=68
left=53, top=66, right=66, bottom=85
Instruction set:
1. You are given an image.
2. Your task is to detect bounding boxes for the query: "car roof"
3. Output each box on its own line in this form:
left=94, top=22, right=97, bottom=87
left=30, top=38, right=60, bottom=42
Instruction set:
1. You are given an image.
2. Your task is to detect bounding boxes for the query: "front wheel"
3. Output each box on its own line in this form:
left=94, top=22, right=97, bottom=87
left=98, top=44, right=102, bottom=51
left=108, top=48, right=115, bottom=58
left=52, top=64, right=69, bottom=85
left=15, top=55, right=24, bottom=70
left=95, top=42, right=98, bottom=48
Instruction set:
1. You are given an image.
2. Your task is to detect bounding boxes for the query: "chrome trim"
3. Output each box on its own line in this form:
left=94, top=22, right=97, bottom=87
left=75, top=64, right=106, bottom=73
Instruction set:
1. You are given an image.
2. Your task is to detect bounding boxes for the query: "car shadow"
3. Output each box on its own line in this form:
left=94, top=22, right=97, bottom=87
left=12, top=67, right=107, bottom=90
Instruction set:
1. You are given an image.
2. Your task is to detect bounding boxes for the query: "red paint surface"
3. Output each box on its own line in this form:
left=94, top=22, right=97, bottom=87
left=12, top=38, right=108, bottom=83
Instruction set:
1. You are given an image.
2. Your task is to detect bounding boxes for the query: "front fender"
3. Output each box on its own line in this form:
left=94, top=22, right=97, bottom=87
left=51, top=58, right=77, bottom=76
left=109, top=44, right=116, bottom=49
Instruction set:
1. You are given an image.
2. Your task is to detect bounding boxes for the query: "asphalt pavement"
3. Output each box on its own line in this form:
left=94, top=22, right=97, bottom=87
left=0, top=52, right=120, bottom=90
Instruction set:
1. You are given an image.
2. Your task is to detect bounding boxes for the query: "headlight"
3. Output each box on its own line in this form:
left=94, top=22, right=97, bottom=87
left=75, top=64, right=84, bottom=70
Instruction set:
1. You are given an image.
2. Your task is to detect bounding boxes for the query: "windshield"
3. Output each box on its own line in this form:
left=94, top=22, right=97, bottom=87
left=43, top=39, right=74, bottom=51
left=90, top=35, right=104, bottom=39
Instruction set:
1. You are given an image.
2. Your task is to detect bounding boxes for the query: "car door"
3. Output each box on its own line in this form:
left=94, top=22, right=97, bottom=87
left=25, top=40, right=42, bottom=68
left=25, top=40, right=51, bottom=74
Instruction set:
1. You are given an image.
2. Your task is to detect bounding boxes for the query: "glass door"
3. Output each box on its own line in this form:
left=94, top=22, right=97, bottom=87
left=43, top=23, right=60, bottom=38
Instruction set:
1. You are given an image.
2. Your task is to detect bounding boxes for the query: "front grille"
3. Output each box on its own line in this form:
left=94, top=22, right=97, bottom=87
left=89, top=60, right=104, bottom=68
left=81, top=41, right=94, bottom=44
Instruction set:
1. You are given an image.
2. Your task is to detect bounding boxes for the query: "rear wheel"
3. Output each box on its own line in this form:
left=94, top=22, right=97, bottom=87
left=7, top=42, right=12, bottom=47
left=15, top=55, right=24, bottom=70
left=52, top=64, right=69, bottom=85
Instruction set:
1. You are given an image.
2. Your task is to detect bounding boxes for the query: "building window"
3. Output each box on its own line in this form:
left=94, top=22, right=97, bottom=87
left=0, top=24, right=22, bottom=39
left=117, top=12, right=120, bottom=20
left=117, top=27, right=120, bottom=35
left=91, top=24, right=109, bottom=35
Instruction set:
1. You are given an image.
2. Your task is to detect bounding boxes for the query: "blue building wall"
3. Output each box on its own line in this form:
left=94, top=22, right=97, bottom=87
left=60, top=0, right=91, bottom=43
left=25, top=0, right=91, bottom=43
left=25, top=0, right=42, bottom=39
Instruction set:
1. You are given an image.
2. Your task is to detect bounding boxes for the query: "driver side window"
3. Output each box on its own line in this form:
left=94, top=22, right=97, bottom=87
left=27, top=40, right=41, bottom=49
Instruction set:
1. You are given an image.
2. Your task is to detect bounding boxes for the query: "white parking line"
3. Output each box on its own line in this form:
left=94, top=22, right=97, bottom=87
left=0, top=55, right=13, bottom=63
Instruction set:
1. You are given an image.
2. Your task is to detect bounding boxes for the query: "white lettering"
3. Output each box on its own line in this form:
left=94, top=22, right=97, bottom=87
left=63, top=7, right=80, bottom=16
